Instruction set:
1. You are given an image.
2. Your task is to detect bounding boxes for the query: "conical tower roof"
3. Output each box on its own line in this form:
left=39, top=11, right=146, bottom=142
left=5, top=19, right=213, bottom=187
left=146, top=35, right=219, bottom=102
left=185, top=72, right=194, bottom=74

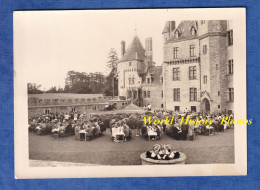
left=119, top=36, right=146, bottom=62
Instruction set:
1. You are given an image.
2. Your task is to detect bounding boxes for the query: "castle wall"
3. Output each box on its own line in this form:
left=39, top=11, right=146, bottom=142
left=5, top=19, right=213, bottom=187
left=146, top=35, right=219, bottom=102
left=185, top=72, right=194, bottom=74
left=163, top=39, right=199, bottom=62
left=163, top=62, right=201, bottom=112
left=118, top=60, right=142, bottom=97
left=162, top=20, right=233, bottom=113
left=208, top=35, right=227, bottom=113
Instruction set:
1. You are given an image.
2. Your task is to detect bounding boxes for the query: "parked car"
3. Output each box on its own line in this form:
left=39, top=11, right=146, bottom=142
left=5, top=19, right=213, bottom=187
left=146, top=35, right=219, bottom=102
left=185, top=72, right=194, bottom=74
left=101, top=103, right=117, bottom=111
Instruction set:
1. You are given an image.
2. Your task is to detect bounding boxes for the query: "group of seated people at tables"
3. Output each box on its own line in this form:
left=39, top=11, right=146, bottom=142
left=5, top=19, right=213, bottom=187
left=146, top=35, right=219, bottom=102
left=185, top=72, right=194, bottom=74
left=74, top=118, right=104, bottom=141
left=165, top=114, right=233, bottom=141
left=110, top=119, right=132, bottom=142
left=29, top=117, right=74, bottom=136
left=141, top=124, right=162, bottom=141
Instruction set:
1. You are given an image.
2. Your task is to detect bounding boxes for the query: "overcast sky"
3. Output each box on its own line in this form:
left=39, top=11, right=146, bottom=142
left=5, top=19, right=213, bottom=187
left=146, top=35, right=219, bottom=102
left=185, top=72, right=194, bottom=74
left=14, top=9, right=183, bottom=90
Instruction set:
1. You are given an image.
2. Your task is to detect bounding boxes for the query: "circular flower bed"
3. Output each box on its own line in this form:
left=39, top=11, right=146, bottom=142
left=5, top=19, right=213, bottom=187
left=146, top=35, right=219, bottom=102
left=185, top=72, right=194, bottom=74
left=140, top=144, right=186, bottom=165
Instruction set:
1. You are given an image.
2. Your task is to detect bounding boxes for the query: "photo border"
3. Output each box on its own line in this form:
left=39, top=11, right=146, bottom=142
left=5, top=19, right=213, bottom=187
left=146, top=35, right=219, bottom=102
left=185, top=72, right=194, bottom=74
left=14, top=8, right=246, bottom=178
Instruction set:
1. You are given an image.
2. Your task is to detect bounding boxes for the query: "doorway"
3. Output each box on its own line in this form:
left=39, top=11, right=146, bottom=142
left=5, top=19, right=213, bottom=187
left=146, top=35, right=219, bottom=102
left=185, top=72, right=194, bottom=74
left=204, top=99, right=210, bottom=113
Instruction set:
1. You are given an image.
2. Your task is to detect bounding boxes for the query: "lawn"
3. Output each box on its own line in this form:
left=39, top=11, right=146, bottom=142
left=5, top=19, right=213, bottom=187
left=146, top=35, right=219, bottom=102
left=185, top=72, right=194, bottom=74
left=29, top=128, right=234, bottom=166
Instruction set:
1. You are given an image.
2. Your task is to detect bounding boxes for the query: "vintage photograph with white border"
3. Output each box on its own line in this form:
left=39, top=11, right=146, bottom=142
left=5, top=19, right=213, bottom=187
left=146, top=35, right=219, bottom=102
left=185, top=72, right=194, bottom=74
left=14, top=8, right=247, bottom=178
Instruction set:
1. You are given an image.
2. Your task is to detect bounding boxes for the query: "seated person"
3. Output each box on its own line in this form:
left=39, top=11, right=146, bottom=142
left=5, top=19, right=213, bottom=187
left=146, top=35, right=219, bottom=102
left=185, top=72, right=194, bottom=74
left=181, top=124, right=188, bottom=140
left=147, top=125, right=157, bottom=140
left=206, top=124, right=214, bottom=135
left=122, top=122, right=130, bottom=141
left=141, top=125, right=148, bottom=138
left=155, top=125, right=161, bottom=139
left=172, top=125, right=186, bottom=140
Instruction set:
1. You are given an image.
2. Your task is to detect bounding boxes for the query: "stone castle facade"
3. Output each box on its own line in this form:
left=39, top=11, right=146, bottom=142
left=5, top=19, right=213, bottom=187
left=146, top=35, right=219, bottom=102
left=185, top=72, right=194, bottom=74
left=118, top=20, right=233, bottom=114
left=117, top=36, right=163, bottom=108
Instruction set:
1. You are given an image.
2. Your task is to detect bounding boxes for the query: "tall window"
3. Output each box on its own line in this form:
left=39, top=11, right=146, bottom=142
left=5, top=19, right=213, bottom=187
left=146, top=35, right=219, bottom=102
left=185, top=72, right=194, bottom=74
left=228, top=59, right=234, bottom=74
left=129, top=78, right=131, bottom=85
left=229, top=88, right=234, bottom=101
left=190, top=45, right=195, bottom=57
left=201, top=20, right=206, bottom=24
left=173, top=47, right=178, bottom=59
left=147, top=91, right=150, bottom=98
left=203, top=75, right=207, bottom=84
left=203, top=45, right=207, bottom=54
left=228, top=30, right=233, bottom=46
left=132, top=77, right=135, bottom=84
left=151, top=77, right=154, bottom=83
left=190, top=88, right=197, bottom=101
left=173, top=67, right=180, bottom=81
left=147, top=78, right=150, bottom=84
left=161, top=77, right=163, bottom=83
left=173, top=88, right=180, bottom=101
left=144, top=91, right=146, bottom=98
left=161, top=90, right=163, bottom=98
left=189, top=66, right=197, bottom=80
left=174, top=30, right=179, bottom=38
left=191, top=27, right=196, bottom=36
left=129, top=62, right=131, bottom=66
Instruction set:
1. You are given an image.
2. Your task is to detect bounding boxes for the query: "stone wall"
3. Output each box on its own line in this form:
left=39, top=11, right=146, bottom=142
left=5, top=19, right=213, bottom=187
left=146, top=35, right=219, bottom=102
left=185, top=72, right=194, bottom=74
left=163, top=61, right=201, bottom=112
left=163, top=39, right=199, bottom=62
left=142, top=84, right=163, bottom=108
left=118, top=60, right=143, bottom=97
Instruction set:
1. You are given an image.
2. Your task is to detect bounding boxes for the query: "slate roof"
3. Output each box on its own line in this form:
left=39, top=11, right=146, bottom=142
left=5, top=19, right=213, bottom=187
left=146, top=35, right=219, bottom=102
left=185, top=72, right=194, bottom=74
left=168, top=21, right=198, bottom=42
left=119, top=36, right=146, bottom=62
left=148, top=66, right=162, bottom=76
left=162, top=22, right=170, bottom=34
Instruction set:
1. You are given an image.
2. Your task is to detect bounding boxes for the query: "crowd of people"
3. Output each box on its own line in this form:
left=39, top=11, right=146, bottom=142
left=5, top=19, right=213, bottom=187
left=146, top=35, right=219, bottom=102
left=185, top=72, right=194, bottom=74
left=28, top=111, right=106, bottom=140
left=150, top=109, right=234, bottom=141
left=28, top=107, right=234, bottom=142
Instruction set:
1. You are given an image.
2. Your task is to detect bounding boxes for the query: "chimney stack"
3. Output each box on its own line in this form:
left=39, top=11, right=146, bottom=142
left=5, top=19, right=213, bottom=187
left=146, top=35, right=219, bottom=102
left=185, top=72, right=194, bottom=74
left=145, top=37, right=152, bottom=52
left=121, top=41, right=125, bottom=57
left=169, top=21, right=175, bottom=32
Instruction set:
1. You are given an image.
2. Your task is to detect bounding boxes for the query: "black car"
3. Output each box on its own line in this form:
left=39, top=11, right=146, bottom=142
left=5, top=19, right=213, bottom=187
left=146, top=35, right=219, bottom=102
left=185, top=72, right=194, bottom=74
left=102, top=103, right=116, bottom=111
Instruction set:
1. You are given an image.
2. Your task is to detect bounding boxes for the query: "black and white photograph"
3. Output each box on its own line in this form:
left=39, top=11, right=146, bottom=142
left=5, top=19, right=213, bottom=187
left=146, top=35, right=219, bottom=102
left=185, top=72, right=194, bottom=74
left=14, top=8, right=247, bottom=178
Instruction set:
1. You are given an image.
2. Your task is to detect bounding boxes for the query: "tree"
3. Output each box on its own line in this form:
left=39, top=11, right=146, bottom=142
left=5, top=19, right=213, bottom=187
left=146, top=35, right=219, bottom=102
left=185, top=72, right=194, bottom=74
left=64, top=70, right=106, bottom=94
left=46, top=86, right=57, bottom=93
left=104, top=70, right=118, bottom=96
left=27, top=83, right=43, bottom=94
left=106, top=48, right=119, bottom=97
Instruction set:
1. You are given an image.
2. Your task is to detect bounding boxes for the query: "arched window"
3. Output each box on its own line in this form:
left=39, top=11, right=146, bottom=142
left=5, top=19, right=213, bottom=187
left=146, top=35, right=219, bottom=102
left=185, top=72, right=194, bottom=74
left=191, top=27, right=196, bottom=36
left=174, top=30, right=179, bottom=38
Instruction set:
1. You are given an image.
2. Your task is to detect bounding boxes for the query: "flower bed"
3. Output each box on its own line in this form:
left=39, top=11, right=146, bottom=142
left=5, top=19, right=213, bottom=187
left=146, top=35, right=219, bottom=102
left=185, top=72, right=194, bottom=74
left=140, top=152, right=186, bottom=165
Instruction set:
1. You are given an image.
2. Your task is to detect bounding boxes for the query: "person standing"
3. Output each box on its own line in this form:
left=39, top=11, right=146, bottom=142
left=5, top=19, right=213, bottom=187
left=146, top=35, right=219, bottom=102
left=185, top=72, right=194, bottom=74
left=147, top=103, right=152, bottom=111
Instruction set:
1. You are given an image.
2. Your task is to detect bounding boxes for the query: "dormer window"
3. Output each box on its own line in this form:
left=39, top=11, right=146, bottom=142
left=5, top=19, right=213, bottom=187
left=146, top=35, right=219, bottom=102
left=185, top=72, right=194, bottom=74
left=174, top=30, right=179, bottom=38
left=191, top=27, right=196, bottom=36
left=151, top=77, right=154, bottom=83
left=129, top=62, right=131, bottom=66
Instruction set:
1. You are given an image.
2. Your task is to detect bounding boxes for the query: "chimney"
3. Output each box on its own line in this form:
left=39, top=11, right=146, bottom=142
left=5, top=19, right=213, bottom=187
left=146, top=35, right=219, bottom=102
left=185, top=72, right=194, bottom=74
left=145, top=37, right=152, bottom=52
left=169, top=21, right=175, bottom=32
left=121, top=41, right=125, bottom=57
left=145, top=37, right=153, bottom=65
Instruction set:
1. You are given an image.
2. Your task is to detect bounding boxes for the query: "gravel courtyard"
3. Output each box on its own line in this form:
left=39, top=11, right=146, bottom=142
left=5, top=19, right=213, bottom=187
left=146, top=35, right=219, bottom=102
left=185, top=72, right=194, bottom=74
left=29, top=128, right=234, bottom=166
